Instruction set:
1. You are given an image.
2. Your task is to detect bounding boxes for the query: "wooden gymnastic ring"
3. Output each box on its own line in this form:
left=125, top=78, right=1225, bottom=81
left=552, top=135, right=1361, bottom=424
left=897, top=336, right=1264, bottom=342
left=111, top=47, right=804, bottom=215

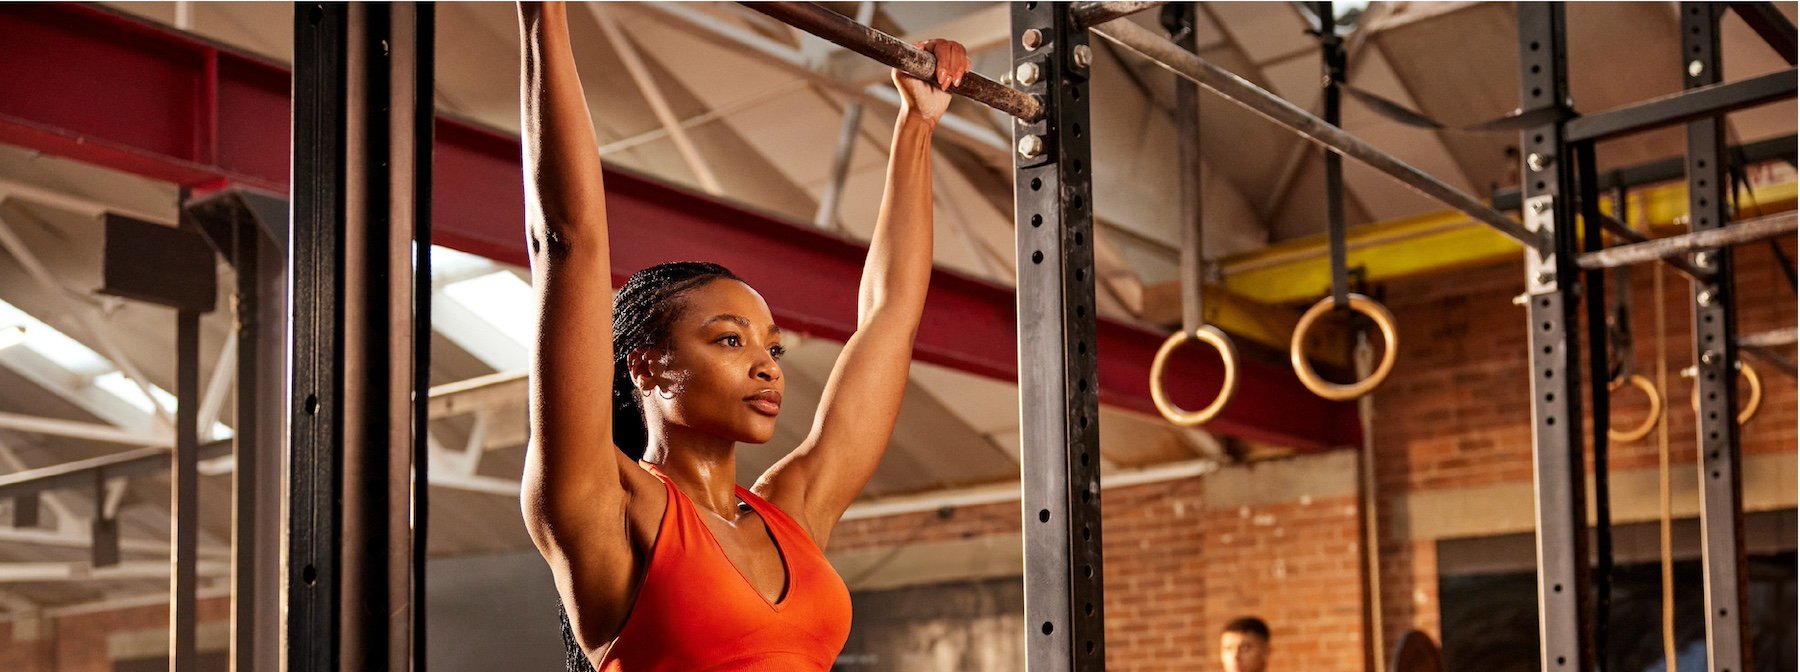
left=1149, top=325, right=1240, bottom=426
left=1690, top=360, right=1763, bottom=426
left=1290, top=293, right=1398, bottom=401
left=1606, top=374, right=1661, bottom=443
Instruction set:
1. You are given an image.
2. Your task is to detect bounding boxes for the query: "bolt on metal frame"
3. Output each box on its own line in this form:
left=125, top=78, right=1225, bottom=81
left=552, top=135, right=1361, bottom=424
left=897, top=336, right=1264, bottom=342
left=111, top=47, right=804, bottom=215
left=1515, top=6, right=1593, bottom=671
left=1010, top=4, right=1107, bottom=668
left=1682, top=4, right=1752, bottom=669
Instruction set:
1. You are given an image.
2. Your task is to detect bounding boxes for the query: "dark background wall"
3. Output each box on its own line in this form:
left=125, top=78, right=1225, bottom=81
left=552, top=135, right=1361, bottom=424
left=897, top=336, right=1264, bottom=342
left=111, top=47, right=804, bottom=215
left=426, top=550, right=564, bottom=672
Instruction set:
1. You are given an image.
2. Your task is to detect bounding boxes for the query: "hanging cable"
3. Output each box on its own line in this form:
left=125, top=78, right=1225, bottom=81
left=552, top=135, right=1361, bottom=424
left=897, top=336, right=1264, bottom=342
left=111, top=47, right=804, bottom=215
left=1654, top=259, right=1677, bottom=672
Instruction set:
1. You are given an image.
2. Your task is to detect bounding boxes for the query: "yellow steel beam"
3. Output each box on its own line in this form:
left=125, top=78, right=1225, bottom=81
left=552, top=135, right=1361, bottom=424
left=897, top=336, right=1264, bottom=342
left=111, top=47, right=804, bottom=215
left=1141, top=282, right=1354, bottom=368
left=1209, top=179, right=1798, bottom=305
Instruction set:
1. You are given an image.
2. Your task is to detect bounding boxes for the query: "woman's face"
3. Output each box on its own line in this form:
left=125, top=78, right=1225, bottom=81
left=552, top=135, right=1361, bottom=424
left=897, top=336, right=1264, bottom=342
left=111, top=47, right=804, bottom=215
left=634, top=279, right=786, bottom=445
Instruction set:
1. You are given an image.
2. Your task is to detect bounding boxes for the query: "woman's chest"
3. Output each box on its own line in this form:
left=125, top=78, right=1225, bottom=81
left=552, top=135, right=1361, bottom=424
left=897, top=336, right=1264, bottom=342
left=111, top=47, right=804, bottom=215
left=697, top=513, right=790, bottom=605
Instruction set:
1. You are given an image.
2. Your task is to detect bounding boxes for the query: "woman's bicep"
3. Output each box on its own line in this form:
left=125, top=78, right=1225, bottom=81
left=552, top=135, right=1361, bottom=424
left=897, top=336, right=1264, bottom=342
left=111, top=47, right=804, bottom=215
left=771, top=323, right=916, bottom=531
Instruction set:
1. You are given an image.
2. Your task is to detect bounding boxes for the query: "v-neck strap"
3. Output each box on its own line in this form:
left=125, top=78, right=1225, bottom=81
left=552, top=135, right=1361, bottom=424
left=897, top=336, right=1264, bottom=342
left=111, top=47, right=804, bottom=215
left=597, top=465, right=856, bottom=671
left=645, top=467, right=794, bottom=610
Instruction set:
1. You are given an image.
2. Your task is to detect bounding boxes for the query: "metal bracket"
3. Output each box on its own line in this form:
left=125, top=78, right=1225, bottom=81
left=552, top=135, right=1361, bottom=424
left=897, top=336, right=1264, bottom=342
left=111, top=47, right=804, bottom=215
left=1525, top=194, right=1558, bottom=293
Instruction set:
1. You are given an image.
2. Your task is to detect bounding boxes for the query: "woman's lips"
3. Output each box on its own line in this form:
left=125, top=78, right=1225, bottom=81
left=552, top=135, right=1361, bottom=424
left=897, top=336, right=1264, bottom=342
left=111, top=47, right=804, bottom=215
left=746, top=391, right=781, bottom=417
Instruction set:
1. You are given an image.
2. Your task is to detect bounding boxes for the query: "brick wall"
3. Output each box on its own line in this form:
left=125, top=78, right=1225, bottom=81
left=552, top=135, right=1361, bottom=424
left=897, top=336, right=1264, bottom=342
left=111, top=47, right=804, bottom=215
left=0, top=596, right=230, bottom=671
left=1371, top=236, right=1797, bottom=654
left=828, top=236, right=1795, bottom=670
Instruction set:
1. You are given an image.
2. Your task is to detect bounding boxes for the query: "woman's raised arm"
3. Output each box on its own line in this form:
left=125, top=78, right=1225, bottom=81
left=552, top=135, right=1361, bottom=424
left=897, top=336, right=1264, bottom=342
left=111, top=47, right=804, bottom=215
left=516, top=1, right=645, bottom=656
left=759, top=41, right=971, bottom=546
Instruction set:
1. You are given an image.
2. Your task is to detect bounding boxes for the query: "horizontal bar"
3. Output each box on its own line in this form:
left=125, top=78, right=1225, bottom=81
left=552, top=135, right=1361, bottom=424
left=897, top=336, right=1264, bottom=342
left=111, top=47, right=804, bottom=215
left=426, top=370, right=526, bottom=417
left=0, top=440, right=230, bottom=499
left=1738, top=326, right=1797, bottom=349
left=1728, top=3, right=1798, bottom=66
left=0, top=560, right=230, bottom=584
left=1565, top=69, right=1798, bottom=142
left=0, top=412, right=169, bottom=447
left=1575, top=210, right=1797, bottom=270
left=738, top=2, right=1042, bottom=121
left=1071, top=1, right=1167, bottom=29
left=840, top=457, right=1214, bottom=521
left=1492, top=134, right=1798, bottom=211
left=1594, top=212, right=1712, bottom=281
left=1088, top=18, right=1542, bottom=249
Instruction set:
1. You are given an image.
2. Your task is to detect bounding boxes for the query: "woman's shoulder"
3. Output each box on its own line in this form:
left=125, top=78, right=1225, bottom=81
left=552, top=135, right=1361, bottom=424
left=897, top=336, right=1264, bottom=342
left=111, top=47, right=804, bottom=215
left=621, top=462, right=670, bottom=549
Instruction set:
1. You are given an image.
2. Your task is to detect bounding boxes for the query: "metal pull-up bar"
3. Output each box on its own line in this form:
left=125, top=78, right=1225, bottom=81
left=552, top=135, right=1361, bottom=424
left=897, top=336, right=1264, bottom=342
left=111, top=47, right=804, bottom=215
left=737, top=2, right=1167, bottom=124
left=740, top=2, right=1044, bottom=121
left=1086, top=18, right=1543, bottom=250
left=1575, top=210, right=1798, bottom=270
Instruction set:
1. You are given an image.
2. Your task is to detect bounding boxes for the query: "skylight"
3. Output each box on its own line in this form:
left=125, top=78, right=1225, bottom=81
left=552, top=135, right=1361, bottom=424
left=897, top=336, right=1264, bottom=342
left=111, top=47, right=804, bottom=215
left=94, top=371, right=175, bottom=416
left=429, top=245, right=498, bottom=281
left=0, top=297, right=111, bottom=376
left=0, top=297, right=234, bottom=440
left=441, top=270, right=536, bottom=349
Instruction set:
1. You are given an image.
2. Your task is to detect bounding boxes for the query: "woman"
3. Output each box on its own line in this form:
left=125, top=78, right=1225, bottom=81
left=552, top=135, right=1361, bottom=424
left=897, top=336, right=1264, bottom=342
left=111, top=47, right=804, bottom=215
left=515, top=3, right=970, bottom=670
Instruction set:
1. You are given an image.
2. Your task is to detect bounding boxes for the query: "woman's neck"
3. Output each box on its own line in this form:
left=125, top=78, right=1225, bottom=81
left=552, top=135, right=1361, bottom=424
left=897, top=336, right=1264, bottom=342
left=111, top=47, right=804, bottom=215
left=640, top=424, right=740, bottom=519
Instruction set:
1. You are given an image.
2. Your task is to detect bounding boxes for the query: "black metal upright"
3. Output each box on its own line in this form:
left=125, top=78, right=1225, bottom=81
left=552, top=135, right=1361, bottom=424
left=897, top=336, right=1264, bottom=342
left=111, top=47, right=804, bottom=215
left=189, top=187, right=289, bottom=672
left=1576, top=140, right=1613, bottom=672
left=172, top=308, right=200, bottom=672
left=290, top=4, right=431, bottom=671
left=99, top=209, right=219, bottom=672
left=290, top=5, right=348, bottom=670
left=1011, top=3, right=1105, bottom=670
left=1318, top=1, right=1348, bottom=311
left=1516, top=5, right=1592, bottom=671
left=1681, top=4, right=1751, bottom=670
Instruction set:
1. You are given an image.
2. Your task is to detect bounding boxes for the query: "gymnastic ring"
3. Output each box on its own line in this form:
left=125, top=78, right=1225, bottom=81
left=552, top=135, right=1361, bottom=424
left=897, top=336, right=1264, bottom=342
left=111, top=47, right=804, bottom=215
left=1690, top=360, right=1763, bottom=426
left=1606, top=374, right=1661, bottom=443
left=1149, top=325, right=1240, bottom=426
left=1290, top=293, right=1398, bottom=402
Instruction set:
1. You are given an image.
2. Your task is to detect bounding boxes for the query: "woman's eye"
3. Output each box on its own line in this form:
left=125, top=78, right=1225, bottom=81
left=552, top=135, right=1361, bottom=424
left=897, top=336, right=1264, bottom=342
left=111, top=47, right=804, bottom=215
left=769, top=345, right=787, bottom=360
left=719, top=335, right=741, bottom=347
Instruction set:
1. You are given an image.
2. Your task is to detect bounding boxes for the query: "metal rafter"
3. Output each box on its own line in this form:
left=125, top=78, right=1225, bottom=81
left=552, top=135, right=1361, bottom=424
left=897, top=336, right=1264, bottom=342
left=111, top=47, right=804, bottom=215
left=589, top=5, right=726, bottom=195
left=0, top=209, right=175, bottom=429
left=623, top=2, right=1010, bottom=154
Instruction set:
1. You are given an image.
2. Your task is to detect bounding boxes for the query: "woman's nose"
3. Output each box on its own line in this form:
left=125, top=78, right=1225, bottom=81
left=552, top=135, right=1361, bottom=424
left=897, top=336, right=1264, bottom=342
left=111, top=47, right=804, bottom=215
left=752, top=356, right=779, bottom=382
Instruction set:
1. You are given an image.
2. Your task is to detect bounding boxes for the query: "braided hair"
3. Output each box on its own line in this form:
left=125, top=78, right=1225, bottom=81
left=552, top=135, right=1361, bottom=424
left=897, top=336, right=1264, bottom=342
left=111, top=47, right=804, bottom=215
left=560, top=260, right=741, bottom=671
left=608, top=260, right=742, bottom=460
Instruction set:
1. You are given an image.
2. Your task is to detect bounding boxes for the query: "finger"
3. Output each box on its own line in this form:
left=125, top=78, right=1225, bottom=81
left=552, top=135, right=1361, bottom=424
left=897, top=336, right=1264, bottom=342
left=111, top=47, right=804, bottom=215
left=942, top=43, right=968, bottom=87
left=943, top=44, right=957, bottom=88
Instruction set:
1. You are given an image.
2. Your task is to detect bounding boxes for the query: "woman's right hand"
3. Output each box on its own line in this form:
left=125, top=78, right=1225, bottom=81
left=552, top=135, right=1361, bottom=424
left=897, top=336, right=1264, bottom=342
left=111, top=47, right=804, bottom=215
left=892, top=39, right=970, bottom=127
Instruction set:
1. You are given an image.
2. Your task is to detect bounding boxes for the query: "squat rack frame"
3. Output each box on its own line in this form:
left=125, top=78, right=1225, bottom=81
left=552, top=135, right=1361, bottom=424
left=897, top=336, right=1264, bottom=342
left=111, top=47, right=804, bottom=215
left=749, top=2, right=1796, bottom=670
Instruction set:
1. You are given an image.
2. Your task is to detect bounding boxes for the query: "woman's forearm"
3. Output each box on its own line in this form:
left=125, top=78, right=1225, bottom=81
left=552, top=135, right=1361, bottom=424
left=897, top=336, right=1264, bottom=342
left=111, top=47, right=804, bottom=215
left=858, top=112, right=937, bottom=327
left=519, top=2, right=607, bottom=254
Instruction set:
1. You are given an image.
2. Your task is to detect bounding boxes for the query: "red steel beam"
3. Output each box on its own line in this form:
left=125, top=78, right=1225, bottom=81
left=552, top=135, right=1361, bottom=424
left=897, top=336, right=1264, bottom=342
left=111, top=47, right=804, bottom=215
left=0, top=4, right=1357, bottom=450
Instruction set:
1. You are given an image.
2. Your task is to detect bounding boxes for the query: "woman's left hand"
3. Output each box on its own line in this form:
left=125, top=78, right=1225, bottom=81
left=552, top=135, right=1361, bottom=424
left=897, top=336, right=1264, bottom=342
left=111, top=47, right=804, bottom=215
left=893, top=39, right=970, bottom=126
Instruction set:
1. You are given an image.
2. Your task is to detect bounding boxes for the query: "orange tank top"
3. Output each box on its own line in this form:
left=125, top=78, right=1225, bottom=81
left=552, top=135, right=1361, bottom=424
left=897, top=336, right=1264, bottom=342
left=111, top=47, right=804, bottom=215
left=597, top=467, right=853, bottom=671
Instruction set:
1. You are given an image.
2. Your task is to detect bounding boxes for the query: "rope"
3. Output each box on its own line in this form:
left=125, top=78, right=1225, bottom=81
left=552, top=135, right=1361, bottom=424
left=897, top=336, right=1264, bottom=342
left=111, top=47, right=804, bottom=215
left=1653, top=260, right=1677, bottom=671
left=1355, top=331, right=1386, bottom=672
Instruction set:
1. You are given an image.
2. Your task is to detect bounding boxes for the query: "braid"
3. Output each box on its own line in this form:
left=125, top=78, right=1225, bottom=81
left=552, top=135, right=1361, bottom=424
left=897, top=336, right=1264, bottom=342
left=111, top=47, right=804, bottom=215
left=559, top=261, right=740, bottom=671
left=558, top=604, right=596, bottom=672
left=609, top=261, right=741, bottom=460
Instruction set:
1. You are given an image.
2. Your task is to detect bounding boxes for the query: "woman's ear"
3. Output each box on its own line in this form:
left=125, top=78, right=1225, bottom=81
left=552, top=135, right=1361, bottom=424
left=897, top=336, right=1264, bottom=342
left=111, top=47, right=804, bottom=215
left=628, top=347, right=672, bottom=395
